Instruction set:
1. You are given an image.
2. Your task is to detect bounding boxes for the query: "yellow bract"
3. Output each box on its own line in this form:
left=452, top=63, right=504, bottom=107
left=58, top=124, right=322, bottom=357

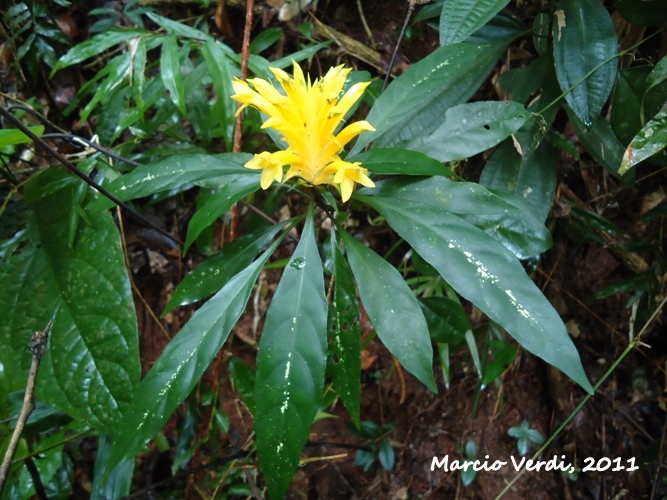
left=231, top=62, right=375, bottom=202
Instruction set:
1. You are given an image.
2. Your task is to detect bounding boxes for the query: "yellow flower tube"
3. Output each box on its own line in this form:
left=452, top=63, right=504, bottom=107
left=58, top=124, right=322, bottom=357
left=231, top=62, right=375, bottom=202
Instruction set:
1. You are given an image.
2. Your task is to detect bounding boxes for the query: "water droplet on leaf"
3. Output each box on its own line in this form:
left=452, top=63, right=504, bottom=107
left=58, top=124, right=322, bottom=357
left=290, top=256, right=306, bottom=270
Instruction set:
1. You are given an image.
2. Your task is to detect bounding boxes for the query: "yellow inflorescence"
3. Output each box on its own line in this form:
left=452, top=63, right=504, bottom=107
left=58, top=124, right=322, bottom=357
left=231, top=62, right=376, bottom=202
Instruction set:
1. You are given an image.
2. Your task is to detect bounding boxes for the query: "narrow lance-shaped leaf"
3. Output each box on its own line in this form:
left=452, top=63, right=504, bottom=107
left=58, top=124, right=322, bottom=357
left=161, top=35, right=186, bottom=115
left=553, top=0, right=617, bottom=126
left=354, top=189, right=593, bottom=393
left=347, top=148, right=455, bottom=177
left=183, top=176, right=260, bottom=254
left=341, top=230, right=437, bottom=393
left=254, top=202, right=328, bottom=499
left=51, top=28, right=148, bottom=74
left=87, top=153, right=253, bottom=212
left=105, top=227, right=291, bottom=473
left=327, top=230, right=361, bottom=427
left=164, top=221, right=292, bottom=313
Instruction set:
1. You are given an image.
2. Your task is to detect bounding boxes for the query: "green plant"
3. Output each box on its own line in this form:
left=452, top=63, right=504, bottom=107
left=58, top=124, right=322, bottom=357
left=348, top=421, right=396, bottom=473
left=5, top=0, right=667, bottom=496
left=460, top=439, right=478, bottom=487
left=508, top=420, right=545, bottom=457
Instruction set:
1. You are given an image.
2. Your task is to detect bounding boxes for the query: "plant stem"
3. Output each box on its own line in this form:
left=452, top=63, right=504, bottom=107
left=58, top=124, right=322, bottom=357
left=0, top=322, right=52, bottom=495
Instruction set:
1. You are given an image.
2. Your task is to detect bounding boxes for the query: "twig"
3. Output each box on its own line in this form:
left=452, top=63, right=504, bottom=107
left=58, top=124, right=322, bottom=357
left=383, top=0, right=417, bottom=91
left=24, top=458, right=48, bottom=500
left=0, top=322, right=52, bottom=495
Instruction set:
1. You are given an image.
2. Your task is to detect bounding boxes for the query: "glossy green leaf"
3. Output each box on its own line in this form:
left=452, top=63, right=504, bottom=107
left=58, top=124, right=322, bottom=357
left=164, top=221, right=290, bottom=313
left=228, top=357, right=256, bottom=412
left=0, top=126, right=45, bottom=148
left=88, top=153, right=253, bottom=211
left=553, top=0, right=617, bottom=126
left=354, top=190, right=593, bottom=393
left=419, top=296, right=470, bottom=344
left=480, top=139, right=556, bottom=224
left=347, top=148, right=454, bottom=177
left=462, top=190, right=553, bottom=259
left=466, top=9, right=526, bottom=44
left=405, top=100, right=528, bottom=162
left=91, top=434, right=133, bottom=500
left=161, top=35, right=186, bottom=115
left=106, top=232, right=286, bottom=474
left=183, top=176, right=260, bottom=254
left=350, top=41, right=508, bottom=155
left=362, top=177, right=518, bottom=216
left=341, top=230, right=437, bottom=392
left=200, top=40, right=237, bottom=150
left=566, top=107, right=628, bottom=181
left=255, top=204, right=328, bottom=499
left=80, top=53, right=131, bottom=122
left=132, top=36, right=147, bottom=114
left=439, top=0, right=511, bottom=46
left=620, top=104, right=667, bottom=174
left=0, top=171, right=140, bottom=427
left=146, top=12, right=213, bottom=41
left=327, top=231, right=361, bottom=426
left=51, top=28, right=147, bottom=74
left=250, top=27, right=283, bottom=54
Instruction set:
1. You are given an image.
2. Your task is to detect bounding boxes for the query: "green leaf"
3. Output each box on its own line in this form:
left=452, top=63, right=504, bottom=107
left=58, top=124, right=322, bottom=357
left=161, top=35, right=186, bottom=116
left=405, top=100, right=528, bottom=162
left=228, top=357, right=256, bottom=412
left=88, top=153, right=253, bottom=211
left=106, top=231, right=286, bottom=473
left=0, top=126, right=45, bottom=148
left=328, top=231, right=361, bottom=426
left=183, top=176, right=260, bottom=253
left=200, top=40, right=237, bottom=150
left=341, top=230, right=437, bottom=392
left=361, top=177, right=518, bottom=216
left=164, top=222, right=291, bottom=313
left=378, top=437, right=395, bottom=471
left=566, top=107, right=628, bottom=181
left=146, top=12, right=213, bottom=41
left=250, top=27, right=283, bottom=54
left=79, top=53, right=131, bottom=122
left=255, top=203, right=328, bottom=499
left=132, top=36, right=147, bottom=115
left=52, top=28, right=147, bottom=74
left=419, top=296, right=470, bottom=344
left=480, top=139, right=556, bottom=224
left=91, top=434, right=134, bottom=500
left=348, top=148, right=454, bottom=177
left=355, top=190, right=593, bottom=393
left=461, top=190, right=553, bottom=259
left=553, top=0, right=618, bottom=126
left=350, top=41, right=509, bottom=155
left=439, top=0, right=511, bottom=46
left=0, top=170, right=140, bottom=427
left=620, top=104, right=667, bottom=175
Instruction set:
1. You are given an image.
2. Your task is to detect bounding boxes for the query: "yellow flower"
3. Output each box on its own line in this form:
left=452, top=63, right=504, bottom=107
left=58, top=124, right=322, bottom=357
left=231, top=62, right=376, bottom=202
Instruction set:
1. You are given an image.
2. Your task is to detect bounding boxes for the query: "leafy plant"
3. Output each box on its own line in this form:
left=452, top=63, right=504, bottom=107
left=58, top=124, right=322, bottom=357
left=348, top=421, right=396, bottom=473
left=508, top=419, right=545, bottom=457
left=8, top=0, right=667, bottom=495
left=460, top=439, right=478, bottom=487
left=3, top=1, right=71, bottom=79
